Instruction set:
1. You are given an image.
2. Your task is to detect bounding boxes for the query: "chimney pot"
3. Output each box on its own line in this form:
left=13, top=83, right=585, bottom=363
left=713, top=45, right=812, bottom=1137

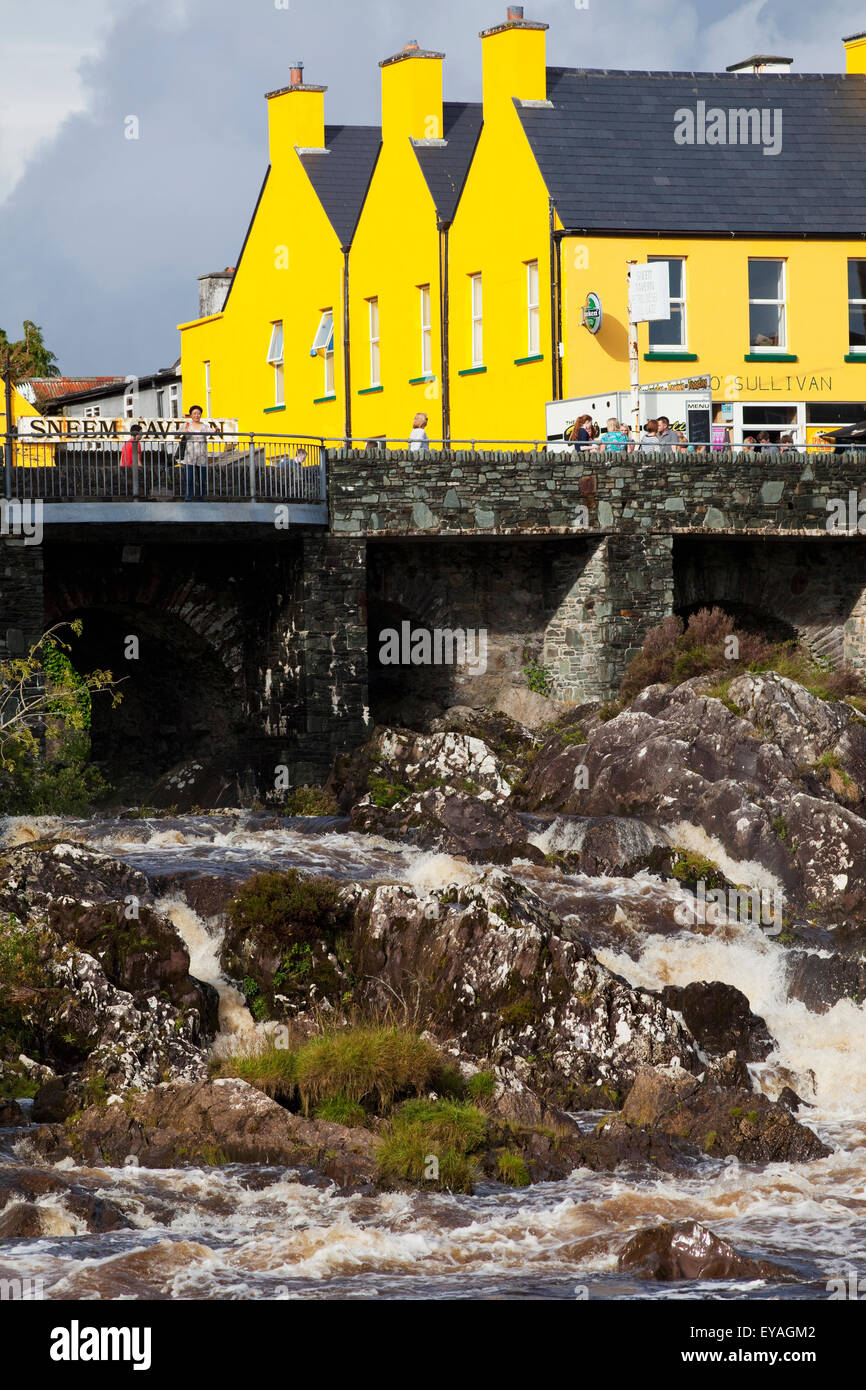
left=507, top=5, right=524, bottom=19
left=404, top=39, right=420, bottom=52
left=290, top=61, right=305, bottom=86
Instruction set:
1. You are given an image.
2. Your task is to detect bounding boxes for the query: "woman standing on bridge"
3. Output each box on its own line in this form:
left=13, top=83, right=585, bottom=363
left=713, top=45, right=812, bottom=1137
left=179, top=405, right=219, bottom=501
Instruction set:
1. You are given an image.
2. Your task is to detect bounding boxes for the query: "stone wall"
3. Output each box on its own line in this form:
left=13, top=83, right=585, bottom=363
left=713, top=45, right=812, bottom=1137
left=327, top=447, right=866, bottom=538
left=0, top=539, right=44, bottom=661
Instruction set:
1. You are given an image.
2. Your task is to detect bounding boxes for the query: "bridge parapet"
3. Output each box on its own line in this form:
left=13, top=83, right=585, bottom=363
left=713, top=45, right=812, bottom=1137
left=327, top=447, right=866, bottom=538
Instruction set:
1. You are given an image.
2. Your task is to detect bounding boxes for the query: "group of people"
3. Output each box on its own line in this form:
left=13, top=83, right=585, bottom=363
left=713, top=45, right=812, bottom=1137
left=569, top=414, right=689, bottom=452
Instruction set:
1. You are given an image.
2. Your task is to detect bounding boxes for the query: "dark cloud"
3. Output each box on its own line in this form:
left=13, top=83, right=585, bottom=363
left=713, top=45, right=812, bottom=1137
left=0, top=0, right=862, bottom=374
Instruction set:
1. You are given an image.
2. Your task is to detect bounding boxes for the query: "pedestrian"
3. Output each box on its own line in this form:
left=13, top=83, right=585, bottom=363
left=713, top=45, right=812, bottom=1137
left=620, top=423, right=636, bottom=454
left=409, top=412, right=430, bottom=452
left=599, top=416, right=628, bottom=453
left=779, top=432, right=798, bottom=453
left=759, top=431, right=780, bottom=453
left=639, top=419, right=660, bottom=449
left=179, top=405, right=219, bottom=500
left=568, top=413, right=594, bottom=449
left=120, top=423, right=144, bottom=498
left=655, top=416, right=680, bottom=448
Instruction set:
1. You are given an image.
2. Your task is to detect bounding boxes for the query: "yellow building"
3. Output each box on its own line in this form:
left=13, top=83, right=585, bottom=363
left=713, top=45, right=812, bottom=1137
left=180, top=9, right=866, bottom=448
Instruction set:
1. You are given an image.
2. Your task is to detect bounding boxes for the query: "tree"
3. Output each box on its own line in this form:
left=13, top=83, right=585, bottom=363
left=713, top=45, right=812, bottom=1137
left=0, top=622, right=121, bottom=814
left=0, top=321, right=61, bottom=382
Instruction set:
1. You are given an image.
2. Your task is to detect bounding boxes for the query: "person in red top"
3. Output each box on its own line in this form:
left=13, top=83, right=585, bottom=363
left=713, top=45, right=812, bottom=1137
left=120, top=424, right=143, bottom=496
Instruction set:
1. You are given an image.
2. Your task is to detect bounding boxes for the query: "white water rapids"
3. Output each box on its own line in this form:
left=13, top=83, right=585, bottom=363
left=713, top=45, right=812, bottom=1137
left=1, top=812, right=865, bottom=1299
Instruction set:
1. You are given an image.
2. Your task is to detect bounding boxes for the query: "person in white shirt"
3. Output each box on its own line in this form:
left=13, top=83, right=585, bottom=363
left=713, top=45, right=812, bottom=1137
left=409, top=412, right=430, bottom=452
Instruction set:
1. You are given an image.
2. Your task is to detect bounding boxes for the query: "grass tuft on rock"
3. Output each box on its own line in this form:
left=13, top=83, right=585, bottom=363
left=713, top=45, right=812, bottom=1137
left=377, top=1098, right=489, bottom=1194
left=227, top=870, right=347, bottom=948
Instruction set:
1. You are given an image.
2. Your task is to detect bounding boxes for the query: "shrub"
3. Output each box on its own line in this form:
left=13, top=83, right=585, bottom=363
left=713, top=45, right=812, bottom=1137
left=496, top=1150, right=531, bottom=1187
left=377, top=1099, right=488, bottom=1193
left=670, top=849, right=726, bottom=891
left=294, top=1027, right=441, bottom=1114
left=367, top=776, right=411, bottom=808
left=620, top=605, right=866, bottom=705
left=523, top=657, right=554, bottom=698
left=466, top=1070, right=498, bottom=1102
left=314, top=1092, right=367, bottom=1127
left=284, top=785, right=339, bottom=816
left=215, top=1025, right=445, bottom=1118
left=228, top=870, right=346, bottom=947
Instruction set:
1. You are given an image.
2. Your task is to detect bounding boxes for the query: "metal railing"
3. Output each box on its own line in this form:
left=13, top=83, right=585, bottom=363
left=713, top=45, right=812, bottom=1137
left=3, top=433, right=326, bottom=503
left=330, top=434, right=866, bottom=456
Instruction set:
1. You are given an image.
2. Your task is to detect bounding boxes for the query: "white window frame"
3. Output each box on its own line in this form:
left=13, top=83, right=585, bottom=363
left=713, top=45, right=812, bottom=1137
left=267, top=322, right=284, bottom=407
left=155, top=388, right=165, bottom=417
left=204, top=362, right=212, bottom=416
left=748, top=258, right=787, bottom=352
left=84, top=405, right=100, bottom=418
left=169, top=384, right=180, bottom=419
left=471, top=273, right=483, bottom=367
left=310, top=310, right=335, bottom=398
left=526, top=261, right=540, bottom=357
left=420, top=284, right=432, bottom=376
left=848, top=259, right=866, bottom=353
left=648, top=256, right=687, bottom=350
left=368, top=298, right=380, bottom=387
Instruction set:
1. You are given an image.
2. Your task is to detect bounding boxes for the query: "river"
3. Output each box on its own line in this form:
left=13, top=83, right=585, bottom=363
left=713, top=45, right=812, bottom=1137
left=0, top=814, right=862, bottom=1301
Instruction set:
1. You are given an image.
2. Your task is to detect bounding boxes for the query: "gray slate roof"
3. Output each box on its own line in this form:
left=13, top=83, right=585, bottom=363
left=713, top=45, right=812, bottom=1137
left=412, top=101, right=483, bottom=223
left=517, top=68, right=866, bottom=235
left=299, top=126, right=381, bottom=248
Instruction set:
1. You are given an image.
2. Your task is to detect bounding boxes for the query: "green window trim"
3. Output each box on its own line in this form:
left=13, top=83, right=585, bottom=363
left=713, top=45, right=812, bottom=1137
left=312, top=394, right=337, bottom=405
left=514, top=354, right=544, bottom=366
left=358, top=385, right=384, bottom=395
left=263, top=404, right=286, bottom=413
left=743, top=352, right=798, bottom=362
left=409, top=375, right=436, bottom=385
left=643, top=351, right=698, bottom=362
left=844, top=353, right=866, bottom=363
left=458, top=366, right=487, bottom=376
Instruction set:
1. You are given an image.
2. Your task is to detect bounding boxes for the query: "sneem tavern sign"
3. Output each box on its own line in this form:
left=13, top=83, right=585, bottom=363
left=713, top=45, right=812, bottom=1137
left=17, top=417, right=238, bottom=440
left=581, top=292, right=603, bottom=334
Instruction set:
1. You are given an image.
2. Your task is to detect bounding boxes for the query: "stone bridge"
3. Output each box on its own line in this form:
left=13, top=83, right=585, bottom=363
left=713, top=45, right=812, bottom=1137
left=2, top=447, right=864, bottom=796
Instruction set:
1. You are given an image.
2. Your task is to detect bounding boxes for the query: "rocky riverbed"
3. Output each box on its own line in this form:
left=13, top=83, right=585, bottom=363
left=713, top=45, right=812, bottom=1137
left=2, top=670, right=866, bottom=1299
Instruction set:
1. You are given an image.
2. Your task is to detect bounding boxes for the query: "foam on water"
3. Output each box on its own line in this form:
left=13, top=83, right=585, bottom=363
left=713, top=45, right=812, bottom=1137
left=597, top=926, right=866, bottom=1119
left=158, top=896, right=254, bottom=1038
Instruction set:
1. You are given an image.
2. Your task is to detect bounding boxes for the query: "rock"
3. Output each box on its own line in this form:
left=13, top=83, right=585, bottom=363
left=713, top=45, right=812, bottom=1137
left=786, top=949, right=866, bottom=1014
left=349, top=873, right=702, bottom=1108
left=530, top=814, right=671, bottom=876
left=492, top=686, right=569, bottom=731
left=32, top=1078, right=378, bottom=1190
left=621, top=1065, right=829, bottom=1163
left=517, top=674, right=866, bottom=919
left=329, top=720, right=528, bottom=813
left=618, top=1219, right=794, bottom=1282
left=350, top=789, right=545, bottom=864
left=32, top=1077, right=76, bottom=1123
left=777, top=1086, right=810, bottom=1113
left=0, top=841, right=218, bottom=1027
left=726, top=673, right=855, bottom=767
left=0, top=1167, right=130, bottom=1234
left=0, top=1099, right=27, bottom=1127
left=658, top=982, right=775, bottom=1062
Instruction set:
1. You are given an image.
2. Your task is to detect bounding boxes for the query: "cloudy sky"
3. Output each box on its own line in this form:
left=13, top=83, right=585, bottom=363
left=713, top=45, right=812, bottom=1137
left=0, top=0, right=862, bottom=376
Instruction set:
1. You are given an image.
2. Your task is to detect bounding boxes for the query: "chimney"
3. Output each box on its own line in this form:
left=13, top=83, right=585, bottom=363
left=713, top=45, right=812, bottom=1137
left=726, top=54, right=793, bottom=74
left=380, top=39, right=445, bottom=143
left=844, top=31, right=866, bottom=73
left=480, top=7, right=548, bottom=126
left=265, top=61, right=327, bottom=156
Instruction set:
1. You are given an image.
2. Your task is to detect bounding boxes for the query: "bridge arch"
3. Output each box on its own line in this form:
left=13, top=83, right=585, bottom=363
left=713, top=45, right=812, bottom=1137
left=673, top=535, right=866, bottom=671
